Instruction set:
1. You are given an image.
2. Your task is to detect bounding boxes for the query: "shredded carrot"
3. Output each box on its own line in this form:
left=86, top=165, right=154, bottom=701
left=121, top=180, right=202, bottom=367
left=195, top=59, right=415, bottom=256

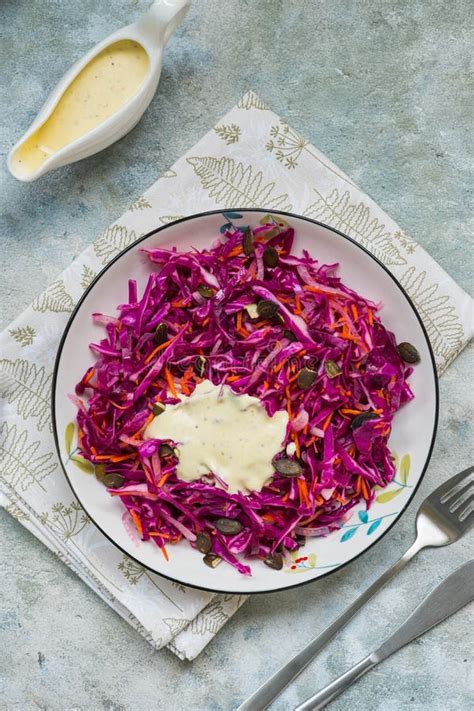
left=262, top=513, right=277, bottom=523
left=130, top=412, right=154, bottom=439
left=315, top=495, right=325, bottom=506
left=292, top=431, right=301, bottom=458
left=236, top=310, right=243, bottom=332
left=304, top=285, right=349, bottom=298
left=351, top=303, right=359, bottom=321
left=322, top=412, right=333, bottom=430
left=94, top=452, right=137, bottom=463
left=160, top=544, right=169, bottom=561
left=237, top=327, right=250, bottom=338
left=164, top=366, right=177, bottom=397
left=294, top=294, right=302, bottom=314
left=281, top=492, right=290, bottom=503
left=298, top=478, right=311, bottom=507
left=285, top=386, right=292, bottom=417
left=227, top=245, right=243, bottom=257
left=340, top=408, right=363, bottom=415
left=367, top=308, right=374, bottom=326
left=226, top=374, right=240, bottom=382
left=84, top=368, right=95, bottom=384
left=109, top=399, right=129, bottom=410
left=355, top=476, right=362, bottom=494
left=144, top=337, right=174, bottom=365
left=130, top=510, right=143, bottom=536
left=158, top=471, right=172, bottom=487
left=171, top=298, right=189, bottom=308
left=361, top=478, right=370, bottom=500
left=149, top=531, right=170, bottom=539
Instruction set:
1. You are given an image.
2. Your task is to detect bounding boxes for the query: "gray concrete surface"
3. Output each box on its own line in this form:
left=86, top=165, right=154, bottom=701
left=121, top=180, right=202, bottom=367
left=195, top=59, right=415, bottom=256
left=1, top=1, right=473, bottom=709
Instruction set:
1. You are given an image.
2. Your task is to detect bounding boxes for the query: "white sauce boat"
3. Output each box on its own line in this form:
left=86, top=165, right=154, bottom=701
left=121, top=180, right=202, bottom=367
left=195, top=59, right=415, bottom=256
left=7, top=0, right=191, bottom=182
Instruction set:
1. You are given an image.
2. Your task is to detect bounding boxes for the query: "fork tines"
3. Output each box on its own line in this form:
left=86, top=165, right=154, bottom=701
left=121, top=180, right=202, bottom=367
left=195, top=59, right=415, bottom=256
left=440, top=467, right=474, bottom=520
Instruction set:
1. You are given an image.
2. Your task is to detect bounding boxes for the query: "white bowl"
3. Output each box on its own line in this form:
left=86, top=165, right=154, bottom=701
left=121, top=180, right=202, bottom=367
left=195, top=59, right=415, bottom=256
left=52, top=209, right=438, bottom=594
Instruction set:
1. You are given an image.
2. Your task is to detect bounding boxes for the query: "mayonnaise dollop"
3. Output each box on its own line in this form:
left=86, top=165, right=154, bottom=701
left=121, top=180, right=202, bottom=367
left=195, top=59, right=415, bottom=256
left=145, top=381, right=288, bottom=494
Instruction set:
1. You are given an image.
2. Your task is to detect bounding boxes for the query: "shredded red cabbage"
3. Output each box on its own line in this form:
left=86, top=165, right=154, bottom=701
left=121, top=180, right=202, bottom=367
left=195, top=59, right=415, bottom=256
left=73, top=221, right=415, bottom=575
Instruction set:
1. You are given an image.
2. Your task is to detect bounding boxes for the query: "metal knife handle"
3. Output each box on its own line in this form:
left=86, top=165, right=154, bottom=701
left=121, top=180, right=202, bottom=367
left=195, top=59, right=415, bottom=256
left=237, top=539, right=422, bottom=711
left=296, top=560, right=474, bottom=711
left=294, top=655, right=376, bottom=711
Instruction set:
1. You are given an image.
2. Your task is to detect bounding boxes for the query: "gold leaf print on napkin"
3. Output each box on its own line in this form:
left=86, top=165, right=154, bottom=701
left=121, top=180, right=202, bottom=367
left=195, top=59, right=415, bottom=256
left=118, top=555, right=145, bottom=585
left=266, top=120, right=356, bottom=185
left=164, top=617, right=192, bottom=637
left=189, top=599, right=229, bottom=635
left=39, top=501, right=89, bottom=540
left=0, top=358, right=52, bottom=432
left=237, top=90, right=269, bottom=110
left=400, top=267, right=464, bottom=372
left=303, top=188, right=407, bottom=267
left=0, top=423, right=57, bottom=492
left=80, top=264, right=97, bottom=290
left=5, top=500, right=30, bottom=522
left=214, top=123, right=241, bottom=145
left=32, top=279, right=74, bottom=313
left=130, top=196, right=152, bottom=211
left=187, top=156, right=292, bottom=210
left=93, top=224, right=140, bottom=265
left=8, top=326, right=37, bottom=347
left=159, top=215, right=185, bottom=225
left=117, top=555, right=185, bottom=611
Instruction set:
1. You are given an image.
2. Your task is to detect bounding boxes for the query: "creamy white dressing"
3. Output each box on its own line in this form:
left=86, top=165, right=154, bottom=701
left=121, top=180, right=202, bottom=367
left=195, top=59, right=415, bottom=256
left=145, top=381, right=288, bottom=494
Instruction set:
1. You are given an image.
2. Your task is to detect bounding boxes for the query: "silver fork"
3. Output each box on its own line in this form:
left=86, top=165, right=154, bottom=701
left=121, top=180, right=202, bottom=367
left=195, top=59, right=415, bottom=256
left=237, top=465, right=474, bottom=711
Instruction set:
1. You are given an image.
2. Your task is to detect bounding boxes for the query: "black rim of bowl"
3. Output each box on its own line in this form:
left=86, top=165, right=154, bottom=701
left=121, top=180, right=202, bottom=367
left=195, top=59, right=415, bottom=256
left=52, top=208, right=439, bottom=595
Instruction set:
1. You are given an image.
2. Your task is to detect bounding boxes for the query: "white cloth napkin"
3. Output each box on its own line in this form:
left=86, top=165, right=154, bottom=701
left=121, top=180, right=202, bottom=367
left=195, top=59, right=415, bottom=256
left=1, top=90, right=472, bottom=661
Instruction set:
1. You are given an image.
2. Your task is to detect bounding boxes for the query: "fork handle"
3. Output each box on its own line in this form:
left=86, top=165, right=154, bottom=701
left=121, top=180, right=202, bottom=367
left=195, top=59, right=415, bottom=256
left=237, top=538, right=424, bottom=711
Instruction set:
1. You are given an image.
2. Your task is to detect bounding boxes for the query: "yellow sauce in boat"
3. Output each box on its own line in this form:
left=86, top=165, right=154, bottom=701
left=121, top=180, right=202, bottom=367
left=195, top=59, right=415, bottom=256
left=12, top=40, right=149, bottom=176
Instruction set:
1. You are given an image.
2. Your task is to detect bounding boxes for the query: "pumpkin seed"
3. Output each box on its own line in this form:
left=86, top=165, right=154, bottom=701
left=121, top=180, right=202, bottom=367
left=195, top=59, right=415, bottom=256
left=196, top=532, right=212, bottom=554
left=257, top=299, right=278, bottom=319
left=284, top=329, right=297, bottom=342
left=325, top=359, right=342, bottom=378
left=351, top=412, right=379, bottom=430
left=273, top=456, right=303, bottom=477
left=154, top=322, right=168, bottom=345
left=297, top=366, right=318, bottom=390
left=215, top=517, right=243, bottom=535
left=271, top=312, right=284, bottom=325
left=102, top=473, right=125, bottom=489
left=203, top=553, right=222, bottom=568
left=152, top=402, right=165, bottom=416
left=159, top=443, right=174, bottom=458
left=264, top=552, right=283, bottom=570
left=242, top=226, right=254, bottom=256
left=398, top=341, right=420, bottom=364
left=198, top=284, right=215, bottom=299
left=95, top=465, right=107, bottom=483
left=194, top=355, right=207, bottom=378
left=263, top=246, right=279, bottom=268
left=296, top=534, right=307, bottom=547
left=245, top=303, right=259, bottom=320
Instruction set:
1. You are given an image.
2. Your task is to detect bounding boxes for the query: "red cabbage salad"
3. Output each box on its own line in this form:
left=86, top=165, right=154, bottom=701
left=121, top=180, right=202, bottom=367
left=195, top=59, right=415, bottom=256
left=72, top=220, right=419, bottom=576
